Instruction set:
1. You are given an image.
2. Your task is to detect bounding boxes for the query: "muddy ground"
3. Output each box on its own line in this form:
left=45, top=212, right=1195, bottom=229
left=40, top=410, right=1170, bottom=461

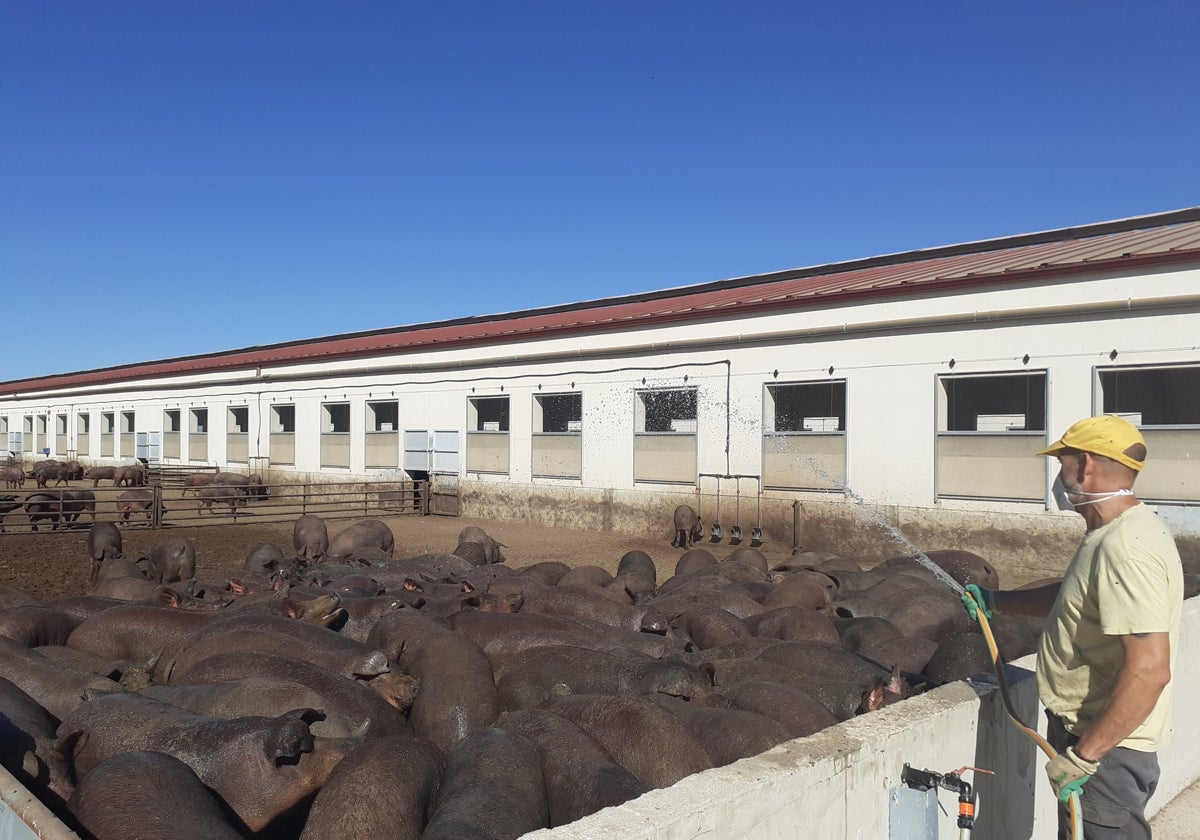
left=0, top=509, right=1049, bottom=603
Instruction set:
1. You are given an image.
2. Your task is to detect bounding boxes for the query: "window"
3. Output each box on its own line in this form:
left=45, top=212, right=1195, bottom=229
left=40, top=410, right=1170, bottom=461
left=56, top=414, right=68, bottom=435
left=535, top=393, right=582, bottom=433
left=78, top=413, right=90, bottom=434
left=190, top=409, right=207, bottom=434
left=189, top=408, right=208, bottom=461
left=163, top=410, right=181, bottom=459
left=320, top=403, right=351, bottom=468
left=228, top=406, right=249, bottom=434
left=1097, top=364, right=1199, bottom=503
left=270, top=405, right=296, bottom=465
left=634, top=387, right=697, bottom=484
left=323, top=403, right=350, bottom=434
left=763, top=381, right=846, bottom=490
left=226, top=406, right=249, bottom=463
left=533, top=393, right=582, bottom=479
left=366, top=401, right=400, bottom=469
left=467, top=396, right=510, bottom=474
left=121, top=411, right=135, bottom=434
left=271, top=405, right=295, bottom=433
left=101, top=413, right=115, bottom=435
left=936, top=371, right=1047, bottom=501
left=470, top=396, right=509, bottom=432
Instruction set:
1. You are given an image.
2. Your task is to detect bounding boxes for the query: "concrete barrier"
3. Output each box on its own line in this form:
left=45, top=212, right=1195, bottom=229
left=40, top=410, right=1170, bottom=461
left=7, top=601, right=1200, bottom=839
left=524, top=597, right=1200, bottom=839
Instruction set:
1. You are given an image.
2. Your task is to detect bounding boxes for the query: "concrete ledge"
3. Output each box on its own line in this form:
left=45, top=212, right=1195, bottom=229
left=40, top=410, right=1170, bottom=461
left=0, top=764, right=78, bottom=840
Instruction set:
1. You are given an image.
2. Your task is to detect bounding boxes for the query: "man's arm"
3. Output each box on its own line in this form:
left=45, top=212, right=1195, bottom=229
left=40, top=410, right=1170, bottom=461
left=1073, top=632, right=1172, bottom=762
left=992, top=582, right=1062, bottom=618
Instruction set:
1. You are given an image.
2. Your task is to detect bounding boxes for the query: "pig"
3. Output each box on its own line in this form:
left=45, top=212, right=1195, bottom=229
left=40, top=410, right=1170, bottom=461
left=293, top=514, right=329, bottom=561
left=495, top=708, right=647, bottom=827
left=197, top=483, right=247, bottom=514
left=112, top=464, right=145, bottom=487
left=24, top=491, right=70, bottom=531
left=141, top=678, right=374, bottom=740
left=650, top=694, right=792, bottom=767
left=495, top=645, right=717, bottom=711
left=168, top=651, right=412, bottom=739
left=544, top=694, right=714, bottom=790
left=57, top=694, right=348, bottom=834
left=421, top=728, right=549, bottom=840
left=0, top=494, right=21, bottom=531
left=0, top=637, right=122, bottom=723
left=83, top=465, right=117, bottom=487
left=520, top=585, right=669, bottom=634
left=243, top=542, right=285, bottom=572
left=300, top=736, right=445, bottom=840
left=672, top=504, right=704, bottom=548
left=68, top=751, right=243, bottom=840
left=456, top=525, right=503, bottom=564
left=116, top=489, right=165, bottom=525
left=1, top=466, right=25, bottom=488
left=66, top=603, right=219, bottom=662
left=29, top=460, right=64, bottom=488
left=86, top=522, right=123, bottom=585
left=0, top=605, right=82, bottom=647
left=180, top=472, right=218, bottom=497
left=160, top=612, right=390, bottom=682
left=328, top=519, right=395, bottom=560
left=144, top=535, right=197, bottom=585
left=0, top=674, right=75, bottom=810
left=367, top=610, right=500, bottom=754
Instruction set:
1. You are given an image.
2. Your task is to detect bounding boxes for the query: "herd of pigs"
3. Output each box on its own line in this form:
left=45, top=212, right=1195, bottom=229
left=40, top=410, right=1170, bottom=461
left=0, top=502, right=1043, bottom=839
left=0, top=462, right=267, bottom=532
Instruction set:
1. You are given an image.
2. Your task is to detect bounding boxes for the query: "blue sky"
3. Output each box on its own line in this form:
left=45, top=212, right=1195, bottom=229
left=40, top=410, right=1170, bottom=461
left=3, top=2, right=1198, bottom=380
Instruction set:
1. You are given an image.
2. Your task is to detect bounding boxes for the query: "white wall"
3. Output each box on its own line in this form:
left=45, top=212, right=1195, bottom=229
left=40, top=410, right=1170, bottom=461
left=2, top=263, right=1197, bottom=539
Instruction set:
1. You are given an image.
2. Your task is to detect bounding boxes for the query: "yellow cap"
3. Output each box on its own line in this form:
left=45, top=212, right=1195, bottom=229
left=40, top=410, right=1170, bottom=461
left=1037, top=415, right=1147, bottom=472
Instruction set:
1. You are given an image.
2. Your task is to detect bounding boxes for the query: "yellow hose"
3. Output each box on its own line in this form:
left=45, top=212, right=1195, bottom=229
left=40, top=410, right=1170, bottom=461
left=968, top=593, right=1084, bottom=840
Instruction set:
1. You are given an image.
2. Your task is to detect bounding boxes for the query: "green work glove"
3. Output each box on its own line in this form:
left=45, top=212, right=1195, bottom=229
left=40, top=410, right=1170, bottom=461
left=1046, top=746, right=1099, bottom=803
left=961, top=584, right=995, bottom=622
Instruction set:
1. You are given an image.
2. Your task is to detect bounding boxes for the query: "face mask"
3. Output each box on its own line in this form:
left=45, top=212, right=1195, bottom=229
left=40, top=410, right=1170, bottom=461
left=1051, top=475, right=1134, bottom=511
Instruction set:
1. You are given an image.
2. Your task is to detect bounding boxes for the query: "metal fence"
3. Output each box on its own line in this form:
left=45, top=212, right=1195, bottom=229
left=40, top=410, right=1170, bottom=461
left=0, top=478, right=437, bottom=534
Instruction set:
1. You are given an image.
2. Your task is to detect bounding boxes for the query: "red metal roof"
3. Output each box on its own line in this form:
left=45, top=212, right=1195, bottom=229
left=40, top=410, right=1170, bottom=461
left=5, top=209, right=1200, bottom=397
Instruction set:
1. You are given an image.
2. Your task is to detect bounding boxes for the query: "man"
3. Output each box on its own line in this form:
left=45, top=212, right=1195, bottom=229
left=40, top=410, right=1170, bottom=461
left=963, top=414, right=1183, bottom=839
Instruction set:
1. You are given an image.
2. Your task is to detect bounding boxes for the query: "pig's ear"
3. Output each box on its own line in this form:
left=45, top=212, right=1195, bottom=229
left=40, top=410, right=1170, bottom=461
left=863, top=677, right=887, bottom=713
left=887, top=663, right=905, bottom=697
left=158, top=588, right=181, bottom=607
left=264, top=718, right=315, bottom=764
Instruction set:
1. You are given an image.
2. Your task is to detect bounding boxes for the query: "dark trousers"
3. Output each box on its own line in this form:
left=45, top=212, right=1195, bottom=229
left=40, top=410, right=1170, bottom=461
left=1046, top=712, right=1160, bottom=839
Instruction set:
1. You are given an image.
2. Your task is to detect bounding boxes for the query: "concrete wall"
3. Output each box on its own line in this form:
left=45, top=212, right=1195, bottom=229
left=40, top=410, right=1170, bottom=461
left=523, top=597, right=1200, bottom=840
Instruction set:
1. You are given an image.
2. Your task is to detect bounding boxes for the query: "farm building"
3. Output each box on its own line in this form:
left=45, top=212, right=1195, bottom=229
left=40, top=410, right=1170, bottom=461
left=2, top=207, right=1198, bottom=567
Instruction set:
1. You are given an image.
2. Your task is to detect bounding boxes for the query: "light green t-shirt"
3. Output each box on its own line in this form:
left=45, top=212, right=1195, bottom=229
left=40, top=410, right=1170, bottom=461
left=1037, top=502, right=1183, bottom=752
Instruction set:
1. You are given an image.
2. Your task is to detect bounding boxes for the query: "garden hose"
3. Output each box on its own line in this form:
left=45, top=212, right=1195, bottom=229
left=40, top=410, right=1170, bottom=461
left=964, top=590, right=1084, bottom=840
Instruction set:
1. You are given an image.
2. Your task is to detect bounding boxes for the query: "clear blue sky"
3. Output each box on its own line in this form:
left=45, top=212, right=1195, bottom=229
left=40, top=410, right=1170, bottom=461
left=4, top=2, right=1197, bottom=380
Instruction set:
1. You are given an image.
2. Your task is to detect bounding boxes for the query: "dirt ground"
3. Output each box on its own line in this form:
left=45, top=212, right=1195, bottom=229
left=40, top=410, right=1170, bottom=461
left=0, top=513, right=817, bottom=603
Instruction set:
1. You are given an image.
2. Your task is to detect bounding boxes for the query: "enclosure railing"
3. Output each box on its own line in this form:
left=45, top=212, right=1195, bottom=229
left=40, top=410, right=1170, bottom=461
left=0, top=478, right=433, bottom=535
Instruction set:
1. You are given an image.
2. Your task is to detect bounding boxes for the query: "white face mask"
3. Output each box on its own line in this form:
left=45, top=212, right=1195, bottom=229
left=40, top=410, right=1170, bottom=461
left=1051, top=475, right=1134, bottom=512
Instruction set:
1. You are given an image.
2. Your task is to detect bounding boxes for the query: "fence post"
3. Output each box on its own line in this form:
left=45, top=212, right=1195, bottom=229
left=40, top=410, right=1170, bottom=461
left=152, top=485, right=162, bottom=529
left=363, top=483, right=368, bottom=516
left=303, top=484, right=309, bottom=515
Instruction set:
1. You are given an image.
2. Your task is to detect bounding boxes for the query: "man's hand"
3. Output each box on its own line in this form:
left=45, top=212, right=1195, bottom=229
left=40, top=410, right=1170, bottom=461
left=961, top=584, right=995, bottom=622
left=1046, top=747, right=1099, bottom=803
